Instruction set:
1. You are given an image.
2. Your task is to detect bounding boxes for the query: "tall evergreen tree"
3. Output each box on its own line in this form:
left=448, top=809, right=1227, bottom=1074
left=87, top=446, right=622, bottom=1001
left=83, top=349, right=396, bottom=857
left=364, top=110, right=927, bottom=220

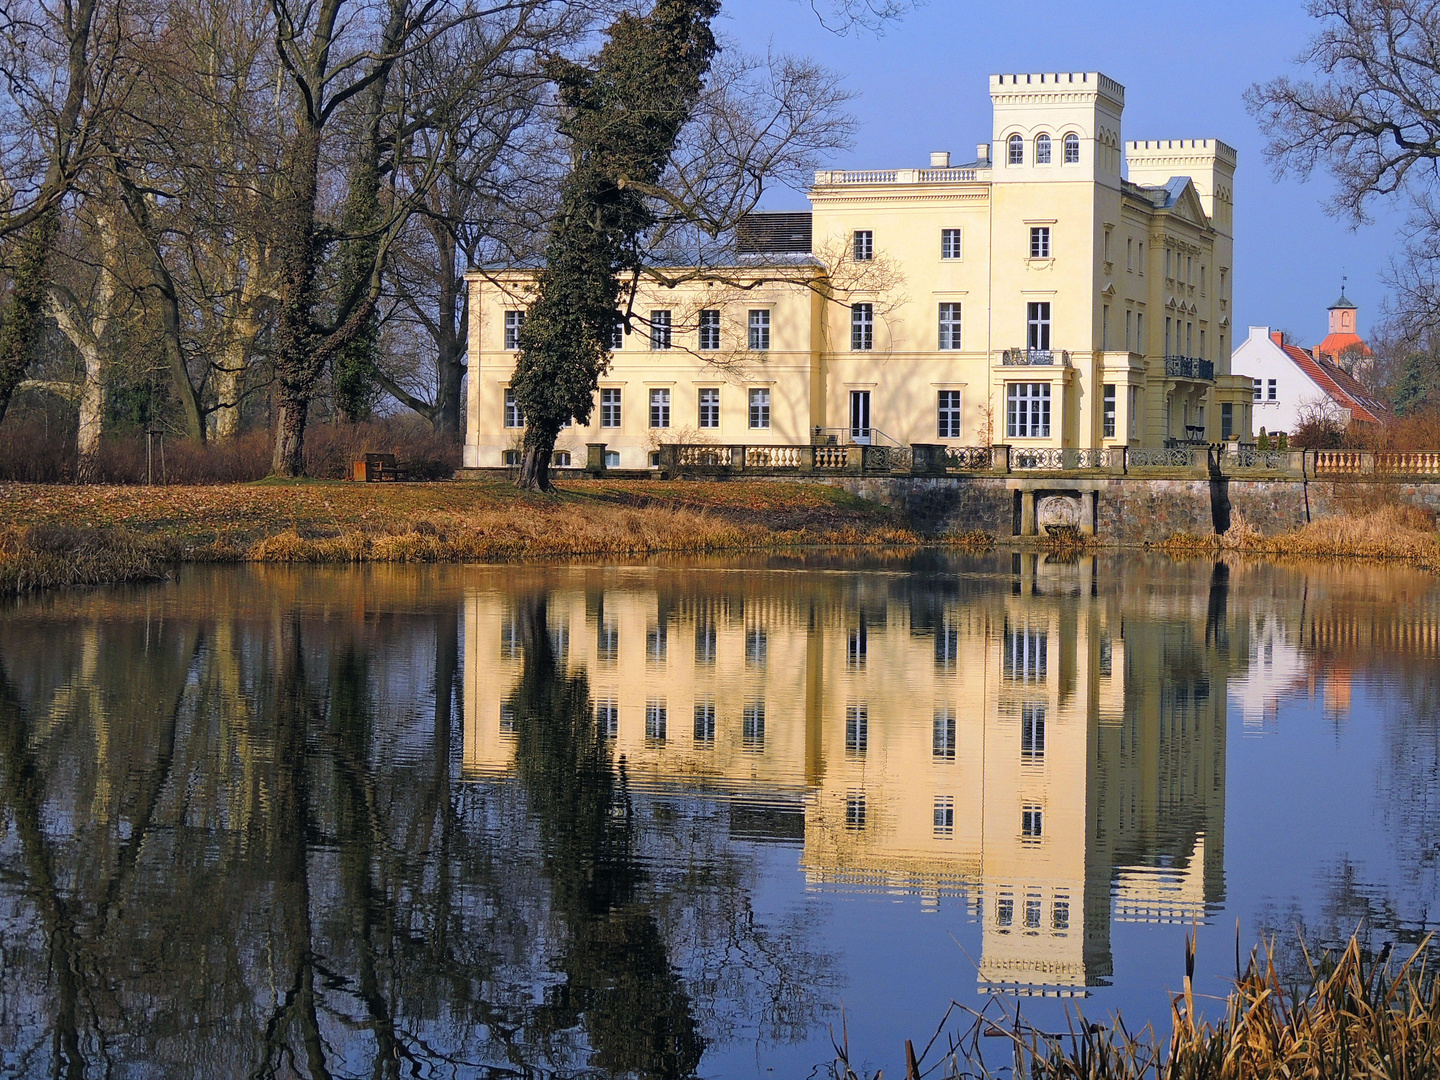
left=511, top=0, right=720, bottom=492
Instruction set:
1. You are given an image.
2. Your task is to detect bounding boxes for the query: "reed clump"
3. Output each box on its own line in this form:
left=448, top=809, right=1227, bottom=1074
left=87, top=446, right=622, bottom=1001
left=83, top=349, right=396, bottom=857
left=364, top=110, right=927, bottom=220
left=843, top=932, right=1440, bottom=1080
left=1161, top=506, right=1440, bottom=568
left=0, top=524, right=165, bottom=597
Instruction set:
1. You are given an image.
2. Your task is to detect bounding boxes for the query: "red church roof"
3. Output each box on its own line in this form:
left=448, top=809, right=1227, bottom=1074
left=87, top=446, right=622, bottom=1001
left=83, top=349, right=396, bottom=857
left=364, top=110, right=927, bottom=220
left=1316, top=331, right=1372, bottom=358
left=1277, top=340, right=1389, bottom=426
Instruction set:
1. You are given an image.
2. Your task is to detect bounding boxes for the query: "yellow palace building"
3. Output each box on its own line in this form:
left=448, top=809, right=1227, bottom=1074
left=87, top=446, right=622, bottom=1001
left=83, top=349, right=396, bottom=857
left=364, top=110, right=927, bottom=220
left=464, top=71, right=1253, bottom=471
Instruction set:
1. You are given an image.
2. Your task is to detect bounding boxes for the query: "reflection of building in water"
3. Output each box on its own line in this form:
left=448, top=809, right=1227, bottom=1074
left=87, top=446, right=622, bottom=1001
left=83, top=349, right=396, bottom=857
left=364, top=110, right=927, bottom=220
left=463, top=557, right=1228, bottom=995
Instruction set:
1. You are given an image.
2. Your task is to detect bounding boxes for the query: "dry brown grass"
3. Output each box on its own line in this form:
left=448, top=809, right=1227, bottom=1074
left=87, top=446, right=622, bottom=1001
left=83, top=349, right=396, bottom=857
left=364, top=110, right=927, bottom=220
left=1160, top=505, right=1440, bottom=569
left=0, top=525, right=165, bottom=597
left=847, top=933, right=1440, bottom=1080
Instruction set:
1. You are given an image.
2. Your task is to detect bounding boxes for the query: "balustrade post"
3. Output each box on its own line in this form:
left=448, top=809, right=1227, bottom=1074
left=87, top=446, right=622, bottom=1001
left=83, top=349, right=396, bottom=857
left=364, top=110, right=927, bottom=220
left=1361, top=451, right=1377, bottom=476
left=911, top=444, right=943, bottom=476
left=731, top=446, right=746, bottom=474
left=992, top=444, right=1011, bottom=475
left=845, top=445, right=865, bottom=474
left=656, top=443, right=677, bottom=479
left=1286, top=449, right=1306, bottom=478
left=799, top=445, right=815, bottom=474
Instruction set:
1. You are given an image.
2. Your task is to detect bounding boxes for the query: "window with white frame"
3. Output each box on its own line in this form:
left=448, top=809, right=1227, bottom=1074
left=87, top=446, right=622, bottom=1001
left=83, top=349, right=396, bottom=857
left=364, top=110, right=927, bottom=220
left=504, top=310, right=525, bottom=349
left=600, top=387, right=622, bottom=427
left=1021, top=703, right=1046, bottom=762
left=504, top=388, right=523, bottom=428
left=649, top=388, right=670, bottom=428
left=503, top=449, right=521, bottom=466
left=1221, top=402, right=1234, bottom=440
left=1129, top=385, right=1140, bottom=438
left=609, top=320, right=624, bottom=349
left=748, top=309, right=770, bottom=350
left=1103, top=384, right=1117, bottom=438
left=853, top=230, right=873, bottom=261
left=1027, top=301, right=1051, bottom=352
left=933, top=708, right=956, bottom=760
left=1007, top=383, right=1050, bottom=438
left=1063, top=132, right=1080, bottom=163
left=697, top=387, right=720, bottom=428
left=1004, top=624, right=1048, bottom=681
left=845, top=703, right=868, bottom=755
left=603, top=449, right=620, bottom=468
left=938, top=302, right=962, bottom=350
left=1007, top=133, right=1024, bottom=164
left=851, top=303, right=873, bottom=350
left=598, top=618, right=618, bottom=663
left=1253, top=380, right=1262, bottom=401
left=644, top=699, right=667, bottom=743
left=1035, top=133, right=1051, bottom=164
left=933, top=795, right=955, bottom=837
left=1268, top=379, right=1277, bottom=401
left=649, top=310, right=671, bottom=349
left=595, top=698, right=618, bottom=738
left=742, top=701, right=765, bottom=751
left=941, top=228, right=962, bottom=260
left=1053, top=898, right=1071, bottom=930
left=1021, top=804, right=1043, bottom=840
left=937, top=390, right=962, bottom=439
left=935, top=619, right=958, bottom=669
left=694, top=619, right=716, bottom=665
left=1125, top=309, right=1133, bottom=351
left=698, top=308, right=720, bottom=350
left=1029, top=226, right=1051, bottom=258
left=693, top=699, right=715, bottom=745
left=748, top=387, right=770, bottom=429
left=1025, top=895, right=1042, bottom=928
left=845, top=792, right=867, bottom=830
left=997, top=894, right=1014, bottom=927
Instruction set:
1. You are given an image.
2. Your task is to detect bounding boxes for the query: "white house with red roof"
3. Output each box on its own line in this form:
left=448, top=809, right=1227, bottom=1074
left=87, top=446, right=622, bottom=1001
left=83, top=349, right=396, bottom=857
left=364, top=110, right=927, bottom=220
left=1231, top=292, right=1389, bottom=437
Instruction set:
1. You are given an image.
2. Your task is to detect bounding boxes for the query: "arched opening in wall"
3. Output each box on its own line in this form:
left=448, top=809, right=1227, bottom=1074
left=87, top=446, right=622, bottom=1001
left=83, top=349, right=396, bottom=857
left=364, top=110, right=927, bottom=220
left=1008, top=133, right=1024, bottom=165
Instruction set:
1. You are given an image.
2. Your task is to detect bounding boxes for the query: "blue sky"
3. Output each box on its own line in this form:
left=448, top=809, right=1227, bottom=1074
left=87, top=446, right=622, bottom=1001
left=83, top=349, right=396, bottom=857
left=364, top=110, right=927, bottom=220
left=717, top=0, right=1405, bottom=349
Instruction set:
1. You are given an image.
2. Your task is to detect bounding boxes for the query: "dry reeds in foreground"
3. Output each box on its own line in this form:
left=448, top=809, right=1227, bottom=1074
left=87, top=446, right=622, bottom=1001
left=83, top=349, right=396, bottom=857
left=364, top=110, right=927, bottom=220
left=1162, top=505, right=1440, bottom=569
left=833, top=932, right=1440, bottom=1080
left=0, top=525, right=164, bottom=598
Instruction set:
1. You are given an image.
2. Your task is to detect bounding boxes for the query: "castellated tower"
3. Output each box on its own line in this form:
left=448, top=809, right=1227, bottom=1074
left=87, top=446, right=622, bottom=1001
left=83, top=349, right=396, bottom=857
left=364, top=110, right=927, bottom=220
left=1125, top=140, right=1236, bottom=236
left=989, top=72, right=1126, bottom=187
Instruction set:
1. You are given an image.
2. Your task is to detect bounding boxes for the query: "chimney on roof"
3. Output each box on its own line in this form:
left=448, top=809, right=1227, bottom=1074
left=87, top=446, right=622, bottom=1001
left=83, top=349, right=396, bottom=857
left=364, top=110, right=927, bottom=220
left=1312, top=345, right=1322, bottom=362
left=1270, top=330, right=1284, bottom=348
left=930, top=151, right=950, bottom=168
left=976, top=142, right=990, bottom=164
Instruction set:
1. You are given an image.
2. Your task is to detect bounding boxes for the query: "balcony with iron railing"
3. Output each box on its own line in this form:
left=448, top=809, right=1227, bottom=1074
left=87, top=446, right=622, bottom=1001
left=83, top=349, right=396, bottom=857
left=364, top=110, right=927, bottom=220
left=1164, top=355, right=1215, bottom=381
left=1001, top=348, right=1072, bottom=367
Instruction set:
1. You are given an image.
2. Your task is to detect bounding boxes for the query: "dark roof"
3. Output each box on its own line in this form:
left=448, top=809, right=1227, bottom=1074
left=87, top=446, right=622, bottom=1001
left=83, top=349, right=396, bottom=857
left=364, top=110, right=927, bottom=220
left=1328, top=291, right=1356, bottom=310
left=736, top=212, right=812, bottom=255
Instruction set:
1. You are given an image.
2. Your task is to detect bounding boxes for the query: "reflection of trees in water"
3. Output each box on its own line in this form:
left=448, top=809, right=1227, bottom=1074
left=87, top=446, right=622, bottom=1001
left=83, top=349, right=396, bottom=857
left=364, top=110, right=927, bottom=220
left=0, top=589, right=833, bottom=1077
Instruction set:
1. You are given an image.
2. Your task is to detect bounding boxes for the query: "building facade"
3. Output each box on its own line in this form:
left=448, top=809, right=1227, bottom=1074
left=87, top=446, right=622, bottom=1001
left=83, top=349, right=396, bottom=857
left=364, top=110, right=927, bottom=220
left=464, top=71, right=1253, bottom=470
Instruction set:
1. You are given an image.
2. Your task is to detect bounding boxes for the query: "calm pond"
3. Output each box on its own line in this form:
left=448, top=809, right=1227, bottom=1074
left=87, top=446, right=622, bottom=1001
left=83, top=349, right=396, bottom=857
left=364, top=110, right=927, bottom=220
left=1, top=552, right=1437, bottom=1078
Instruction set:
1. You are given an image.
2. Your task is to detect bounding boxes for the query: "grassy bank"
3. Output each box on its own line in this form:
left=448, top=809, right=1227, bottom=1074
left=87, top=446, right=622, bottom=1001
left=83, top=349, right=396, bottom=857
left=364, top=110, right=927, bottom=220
left=0, top=478, right=990, bottom=597
left=1162, top=504, right=1440, bottom=569
left=851, top=933, right=1440, bottom=1080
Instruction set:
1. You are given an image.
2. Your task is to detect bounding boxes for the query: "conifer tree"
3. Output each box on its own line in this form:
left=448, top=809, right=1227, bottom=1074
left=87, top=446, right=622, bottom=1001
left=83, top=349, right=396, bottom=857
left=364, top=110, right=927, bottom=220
left=510, top=0, right=720, bottom=491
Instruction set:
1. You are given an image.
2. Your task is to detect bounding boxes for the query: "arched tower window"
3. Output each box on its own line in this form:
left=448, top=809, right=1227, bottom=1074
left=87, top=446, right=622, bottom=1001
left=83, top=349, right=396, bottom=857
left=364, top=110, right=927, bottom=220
left=1007, top=134, right=1024, bottom=165
left=1035, top=134, right=1051, bottom=164
left=1063, top=133, right=1080, bottom=163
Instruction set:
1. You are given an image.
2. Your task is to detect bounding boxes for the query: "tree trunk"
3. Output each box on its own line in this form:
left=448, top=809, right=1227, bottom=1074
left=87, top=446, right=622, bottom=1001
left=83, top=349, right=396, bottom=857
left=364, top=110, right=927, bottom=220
left=270, top=127, right=322, bottom=478
left=272, top=401, right=308, bottom=477
left=517, top=423, right=558, bottom=492
left=0, top=210, right=60, bottom=426
left=75, top=346, right=105, bottom=484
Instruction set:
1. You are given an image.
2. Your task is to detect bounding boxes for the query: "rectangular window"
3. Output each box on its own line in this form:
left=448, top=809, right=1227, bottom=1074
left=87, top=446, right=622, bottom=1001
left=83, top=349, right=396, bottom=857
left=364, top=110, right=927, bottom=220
left=693, top=700, right=715, bottom=745
left=1187, top=256, right=1193, bottom=284
left=1026, top=301, right=1051, bottom=352
left=1129, top=385, right=1140, bottom=438
left=1200, top=266, right=1207, bottom=294
left=845, top=792, right=867, bottom=830
left=845, top=703, right=868, bottom=755
left=504, top=388, right=524, bottom=428
left=937, top=390, right=963, bottom=439
left=1102, top=304, right=1109, bottom=350
left=1029, top=226, right=1051, bottom=258
left=748, top=309, right=770, bottom=351
left=1165, top=249, right=1172, bottom=279
left=938, top=302, right=962, bottom=350
left=1104, top=229, right=1111, bottom=263
left=503, top=449, right=521, bottom=466
left=742, top=701, right=765, bottom=751
left=1103, top=384, right=1116, bottom=439
left=941, top=228, right=962, bottom=259
left=1126, top=237, right=1133, bottom=271
left=1025, top=896, right=1042, bottom=929
left=1021, top=804, right=1043, bottom=840
left=645, top=700, right=667, bottom=744
left=1187, top=322, right=1193, bottom=354
left=1004, top=625, right=1048, bottom=681
left=1136, top=313, right=1144, bottom=352
left=1021, top=703, right=1046, bottom=762
left=1165, top=317, right=1172, bottom=356
left=933, top=796, right=955, bottom=837
left=694, top=619, right=716, bottom=665
left=600, top=388, right=622, bottom=428
left=1006, top=383, right=1051, bottom=438
left=551, top=450, right=571, bottom=467
left=853, top=229, right=873, bottom=261
left=851, top=303, right=873, bottom=350
left=847, top=624, right=867, bottom=668
left=698, top=308, right=720, bottom=350
left=1221, top=401, right=1234, bottom=440
left=745, top=627, right=767, bottom=668
left=1125, top=310, right=1133, bottom=351
left=748, top=387, right=770, bottom=429
left=650, top=310, right=672, bottom=350
left=1253, top=379, right=1262, bottom=402
left=645, top=620, right=667, bottom=663
left=697, top=387, right=720, bottom=429
left=595, top=698, right=618, bottom=738
left=1200, top=329, right=1206, bottom=355
left=649, top=387, right=670, bottom=428
left=609, top=320, right=624, bottom=349
left=1268, top=379, right=1277, bottom=401
left=1138, top=242, right=1144, bottom=274
left=997, top=895, right=1014, bottom=927
left=1053, top=899, right=1071, bottom=931
left=598, top=618, right=618, bottom=664
left=603, top=449, right=620, bottom=468
left=935, top=621, right=958, bottom=669
left=504, top=310, right=525, bottom=349
left=933, top=709, right=957, bottom=760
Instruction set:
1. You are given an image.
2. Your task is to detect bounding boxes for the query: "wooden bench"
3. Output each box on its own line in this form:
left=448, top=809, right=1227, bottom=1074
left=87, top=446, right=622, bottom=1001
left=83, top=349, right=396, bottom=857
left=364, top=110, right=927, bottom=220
left=351, top=453, right=408, bottom=482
